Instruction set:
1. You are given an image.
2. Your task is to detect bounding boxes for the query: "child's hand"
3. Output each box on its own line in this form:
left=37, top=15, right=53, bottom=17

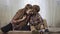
left=17, top=15, right=27, bottom=22
left=11, top=20, right=17, bottom=24
left=41, top=25, right=44, bottom=29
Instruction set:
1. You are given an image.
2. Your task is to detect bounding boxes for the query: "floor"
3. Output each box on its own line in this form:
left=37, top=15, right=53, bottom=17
left=0, top=30, right=60, bottom=34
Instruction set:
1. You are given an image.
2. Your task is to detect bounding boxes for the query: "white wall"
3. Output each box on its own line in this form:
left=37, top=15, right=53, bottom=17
left=0, top=0, right=21, bottom=27
left=47, top=0, right=60, bottom=27
left=0, top=0, right=60, bottom=31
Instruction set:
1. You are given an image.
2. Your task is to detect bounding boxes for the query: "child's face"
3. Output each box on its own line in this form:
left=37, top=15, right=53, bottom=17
left=32, top=9, right=37, bottom=14
left=26, top=9, right=34, bottom=15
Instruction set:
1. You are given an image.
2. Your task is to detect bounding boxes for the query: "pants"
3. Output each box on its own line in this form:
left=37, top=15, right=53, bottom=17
left=1, top=23, right=31, bottom=33
left=1, top=23, right=13, bottom=33
left=14, top=25, right=31, bottom=31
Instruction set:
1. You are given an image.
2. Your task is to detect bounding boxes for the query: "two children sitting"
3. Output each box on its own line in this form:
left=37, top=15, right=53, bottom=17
left=1, top=4, right=49, bottom=33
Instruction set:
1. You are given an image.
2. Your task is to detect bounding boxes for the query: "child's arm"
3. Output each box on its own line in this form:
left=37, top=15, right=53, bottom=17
left=14, top=15, right=30, bottom=29
left=11, top=15, right=27, bottom=24
left=11, top=9, right=25, bottom=24
left=38, top=14, right=45, bottom=29
left=35, top=13, right=44, bottom=29
left=16, top=15, right=27, bottom=22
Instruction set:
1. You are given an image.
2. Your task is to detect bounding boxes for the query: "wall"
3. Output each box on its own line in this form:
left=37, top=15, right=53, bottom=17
left=0, top=0, right=21, bottom=27
left=47, top=0, right=60, bottom=27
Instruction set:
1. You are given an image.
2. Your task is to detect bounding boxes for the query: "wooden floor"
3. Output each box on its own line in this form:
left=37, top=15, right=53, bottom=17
left=0, top=31, right=32, bottom=34
left=0, top=30, right=60, bottom=34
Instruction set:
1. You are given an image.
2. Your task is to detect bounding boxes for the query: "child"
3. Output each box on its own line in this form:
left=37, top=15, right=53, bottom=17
left=1, top=4, right=32, bottom=33
left=11, top=4, right=32, bottom=30
left=29, top=5, right=45, bottom=32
